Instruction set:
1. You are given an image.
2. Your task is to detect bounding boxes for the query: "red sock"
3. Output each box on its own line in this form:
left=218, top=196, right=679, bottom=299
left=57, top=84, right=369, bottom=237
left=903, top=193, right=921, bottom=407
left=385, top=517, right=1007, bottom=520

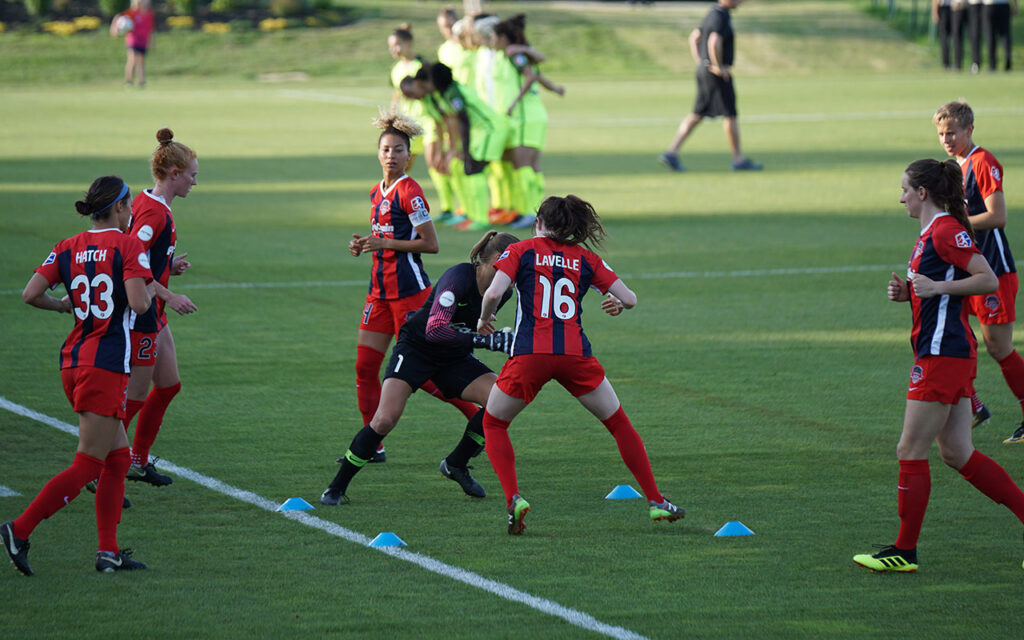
left=894, top=459, right=930, bottom=550
left=124, top=398, right=145, bottom=433
left=420, top=379, right=479, bottom=420
left=355, top=345, right=385, bottom=425
left=997, top=351, right=1024, bottom=419
left=482, top=410, right=518, bottom=506
left=970, top=393, right=985, bottom=414
left=601, top=407, right=663, bottom=503
left=959, top=450, right=1024, bottom=525
left=13, top=452, right=104, bottom=540
left=132, top=382, right=180, bottom=466
left=96, top=447, right=130, bottom=553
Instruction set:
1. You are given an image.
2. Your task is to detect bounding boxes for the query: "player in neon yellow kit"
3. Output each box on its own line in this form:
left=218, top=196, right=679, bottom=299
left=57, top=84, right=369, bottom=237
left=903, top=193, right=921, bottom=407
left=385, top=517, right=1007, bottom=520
left=494, top=15, right=564, bottom=224
left=403, top=63, right=508, bottom=232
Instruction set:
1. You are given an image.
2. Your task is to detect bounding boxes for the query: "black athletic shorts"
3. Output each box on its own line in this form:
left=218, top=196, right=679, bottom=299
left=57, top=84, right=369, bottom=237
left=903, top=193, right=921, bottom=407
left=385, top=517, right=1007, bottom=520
left=693, top=65, right=737, bottom=118
left=384, top=340, right=493, bottom=400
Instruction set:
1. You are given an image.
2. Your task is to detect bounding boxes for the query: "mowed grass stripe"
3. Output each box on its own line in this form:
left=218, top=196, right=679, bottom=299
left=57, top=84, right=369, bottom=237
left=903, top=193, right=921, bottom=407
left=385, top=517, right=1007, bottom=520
left=0, top=396, right=650, bottom=640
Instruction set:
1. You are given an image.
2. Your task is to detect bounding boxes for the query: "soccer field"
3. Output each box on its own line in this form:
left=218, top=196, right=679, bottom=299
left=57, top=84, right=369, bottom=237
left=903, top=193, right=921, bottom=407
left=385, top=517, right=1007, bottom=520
left=2, top=2, right=1024, bottom=638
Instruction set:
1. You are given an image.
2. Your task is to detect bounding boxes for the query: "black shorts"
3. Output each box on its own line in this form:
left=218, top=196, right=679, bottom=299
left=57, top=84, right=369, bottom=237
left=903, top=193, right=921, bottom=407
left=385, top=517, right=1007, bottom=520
left=384, top=341, right=493, bottom=400
left=129, top=45, right=147, bottom=55
left=693, top=66, right=737, bottom=118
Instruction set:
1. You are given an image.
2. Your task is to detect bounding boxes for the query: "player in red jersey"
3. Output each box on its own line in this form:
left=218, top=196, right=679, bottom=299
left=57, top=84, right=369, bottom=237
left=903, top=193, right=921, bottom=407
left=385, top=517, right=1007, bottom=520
left=321, top=231, right=519, bottom=506
left=853, top=159, right=1024, bottom=572
left=349, top=111, right=482, bottom=464
left=934, top=101, right=1024, bottom=443
left=476, top=195, right=686, bottom=534
left=121, top=128, right=199, bottom=489
left=2, top=177, right=154, bottom=576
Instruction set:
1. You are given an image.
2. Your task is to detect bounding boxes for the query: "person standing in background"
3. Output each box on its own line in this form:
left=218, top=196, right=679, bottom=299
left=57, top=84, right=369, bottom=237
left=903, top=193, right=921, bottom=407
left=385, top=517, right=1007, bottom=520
left=982, top=0, right=1017, bottom=71
left=110, top=0, right=155, bottom=88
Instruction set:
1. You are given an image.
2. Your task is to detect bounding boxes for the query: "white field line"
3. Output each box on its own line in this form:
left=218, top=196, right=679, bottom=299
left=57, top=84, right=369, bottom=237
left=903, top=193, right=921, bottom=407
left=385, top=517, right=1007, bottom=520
left=0, top=264, right=896, bottom=296
left=274, top=90, right=1024, bottom=126
left=0, top=396, right=649, bottom=640
left=0, top=486, right=21, bottom=497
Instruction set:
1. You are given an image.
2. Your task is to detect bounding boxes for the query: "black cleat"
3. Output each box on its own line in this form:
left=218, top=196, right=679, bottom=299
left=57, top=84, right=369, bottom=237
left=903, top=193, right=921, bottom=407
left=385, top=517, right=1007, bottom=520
left=369, top=445, right=386, bottom=464
left=320, top=488, right=350, bottom=506
left=96, top=549, right=147, bottom=572
left=1, top=521, right=32, bottom=576
left=440, top=459, right=485, bottom=498
left=127, top=461, right=173, bottom=486
left=84, top=481, right=131, bottom=508
left=971, top=405, right=991, bottom=429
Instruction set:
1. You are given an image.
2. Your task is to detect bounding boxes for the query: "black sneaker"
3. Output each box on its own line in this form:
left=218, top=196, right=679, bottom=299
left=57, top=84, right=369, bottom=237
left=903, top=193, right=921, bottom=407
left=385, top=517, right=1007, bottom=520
left=1, top=521, right=32, bottom=576
left=320, top=488, right=350, bottom=506
left=972, top=405, right=991, bottom=429
left=84, top=480, right=131, bottom=509
left=95, top=549, right=147, bottom=572
left=439, top=459, right=485, bottom=498
left=127, top=461, right=173, bottom=486
left=1004, top=422, right=1024, bottom=444
left=369, top=445, right=386, bottom=464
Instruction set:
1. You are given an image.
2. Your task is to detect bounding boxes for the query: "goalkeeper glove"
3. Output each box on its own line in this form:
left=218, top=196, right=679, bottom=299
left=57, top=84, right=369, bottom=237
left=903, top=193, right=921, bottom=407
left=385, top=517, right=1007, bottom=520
left=472, top=331, right=513, bottom=354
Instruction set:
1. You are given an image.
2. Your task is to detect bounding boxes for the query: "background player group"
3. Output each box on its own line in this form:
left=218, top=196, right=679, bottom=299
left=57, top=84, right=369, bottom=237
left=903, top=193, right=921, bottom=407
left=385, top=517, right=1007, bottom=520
left=386, top=9, right=564, bottom=233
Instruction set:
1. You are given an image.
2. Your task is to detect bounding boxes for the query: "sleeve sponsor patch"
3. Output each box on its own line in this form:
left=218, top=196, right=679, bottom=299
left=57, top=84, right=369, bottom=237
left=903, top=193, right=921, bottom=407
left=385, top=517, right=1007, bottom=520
left=991, top=166, right=1001, bottom=182
left=954, top=231, right=972, bottom=249
left=497, top=249, right=510, bottom=262
left=451, top=97, right=464, bottom=111
left=438, top=290, right=456, bottom=307
left=136, top=224, right=154, bottom=242
left=138, top=252, right=151, bottom=269
left=42, top=251, right=56, bottom=266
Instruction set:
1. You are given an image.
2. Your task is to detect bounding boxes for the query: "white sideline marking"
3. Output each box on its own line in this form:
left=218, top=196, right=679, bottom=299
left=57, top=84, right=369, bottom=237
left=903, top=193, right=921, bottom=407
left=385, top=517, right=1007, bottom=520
left=0, top=396, right=649, bottom=640
left=0, top=263, right=896, bottom=296
left=277, top=89, right=381, bottom=107
left=0, top=486, right=21, bottom=497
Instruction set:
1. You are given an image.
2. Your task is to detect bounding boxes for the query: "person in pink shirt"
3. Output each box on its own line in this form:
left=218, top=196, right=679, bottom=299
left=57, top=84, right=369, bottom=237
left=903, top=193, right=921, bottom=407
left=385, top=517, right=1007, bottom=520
left=110, top=0, right=155, bottom=88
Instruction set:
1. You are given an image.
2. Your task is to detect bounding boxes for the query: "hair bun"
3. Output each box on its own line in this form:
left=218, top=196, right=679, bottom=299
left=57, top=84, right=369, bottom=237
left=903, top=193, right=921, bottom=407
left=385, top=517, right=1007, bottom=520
left=74, top=200, right=93, bottom=216
left=399, top=22, right=411, bottom=31
left=156, top=127, right=174, bottom=145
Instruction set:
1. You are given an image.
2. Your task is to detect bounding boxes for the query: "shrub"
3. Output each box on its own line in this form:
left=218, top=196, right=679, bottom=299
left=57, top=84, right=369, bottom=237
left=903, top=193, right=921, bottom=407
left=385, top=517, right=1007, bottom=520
left=268, top=0, right=307, bottom=18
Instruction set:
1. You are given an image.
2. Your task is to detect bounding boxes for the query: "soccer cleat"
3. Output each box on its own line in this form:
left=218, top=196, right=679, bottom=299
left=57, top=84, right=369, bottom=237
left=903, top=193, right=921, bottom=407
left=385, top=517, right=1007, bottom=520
left=1004, top=423, right=1024, bottom=444
left=1, top=521, right=32, bottom=577
left=507, top=494, right=530, bottom=535
left=436, top=210, right=454, bottom=224
left=320, top=487, right=350, bottom=506
left=95, top=549, right=147, bottom=573
left=731, top=158, right=763, bottom=171
left=648, top=498, right=686, bottom=522
left=658, top=152, right=685, bottom=172
left=369, top=444, right=386, bottom=463
left=445, top=213, right=467, bottom=227
left=439, top=459, right=485, bottom=498
left=852, top=545, right=918, bottom=572
left=127, top=461, right=173, bottom=486
left=489, top=209, right=519, bottom=226
left=972, top=405, right=991, bottom=429
left=84, top=480, right=132, bottom=509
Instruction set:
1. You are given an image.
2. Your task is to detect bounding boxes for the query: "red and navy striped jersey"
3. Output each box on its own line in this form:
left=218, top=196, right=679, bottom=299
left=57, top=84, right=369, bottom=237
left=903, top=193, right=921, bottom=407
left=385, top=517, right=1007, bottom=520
left=367, top=175, right=432, bottom=300
left=907, top=214, right=980, bottom=360
left=961, top=146, right=1014, bottom=276
left=34, top=228, right=152, bottom=373
left=494, top=237, right=619, bottom=357
left=127, top=190, right=176, bottom=332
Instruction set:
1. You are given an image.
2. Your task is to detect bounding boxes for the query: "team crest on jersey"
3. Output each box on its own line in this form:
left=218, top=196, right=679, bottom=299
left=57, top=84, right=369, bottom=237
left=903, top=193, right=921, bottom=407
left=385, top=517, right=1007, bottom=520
left=451, top=97, right=464, bottom=111
left=911, top=240, right=924, bottom=261
left=42, top=251, right=56, bottom=266
left=991, top=166, right=1001, bottom=182
left=985, top=295, right=1001, bottom=311
left=379, top=198, right=392, bottom=215
left=411, top=195, right=426, bottom=212
left=954, top=231, right=972, bottom=248
left=498, top=250, right=510, bottom=261
left=910, top=365, right=924, bottom=384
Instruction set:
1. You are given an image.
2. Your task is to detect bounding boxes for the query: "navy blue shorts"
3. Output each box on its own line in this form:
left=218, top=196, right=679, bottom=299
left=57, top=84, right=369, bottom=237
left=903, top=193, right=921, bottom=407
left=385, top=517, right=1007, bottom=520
left=384, top=340, right=492, bottom=400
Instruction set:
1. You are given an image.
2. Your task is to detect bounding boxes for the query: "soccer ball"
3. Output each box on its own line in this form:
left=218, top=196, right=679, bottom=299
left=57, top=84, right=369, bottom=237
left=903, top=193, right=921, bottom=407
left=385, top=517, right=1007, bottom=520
left=116, top=15, right=134, bottom=35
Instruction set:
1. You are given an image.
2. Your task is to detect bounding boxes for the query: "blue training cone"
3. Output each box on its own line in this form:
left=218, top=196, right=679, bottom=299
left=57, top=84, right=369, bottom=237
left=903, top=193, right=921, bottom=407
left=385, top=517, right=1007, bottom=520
left=277, top=497, right=315, bottom=511
left=605, top=484, right=643, bottom=499
left=369, top=532, right=407, bottom=547
left=714, top=521, right=755, bottom=537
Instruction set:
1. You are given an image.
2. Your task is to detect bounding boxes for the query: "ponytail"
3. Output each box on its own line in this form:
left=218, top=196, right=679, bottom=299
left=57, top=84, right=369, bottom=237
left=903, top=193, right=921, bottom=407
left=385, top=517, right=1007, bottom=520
left=905, top=158, right=974, bottom=242
left=470, top=231, right=519, bottom=266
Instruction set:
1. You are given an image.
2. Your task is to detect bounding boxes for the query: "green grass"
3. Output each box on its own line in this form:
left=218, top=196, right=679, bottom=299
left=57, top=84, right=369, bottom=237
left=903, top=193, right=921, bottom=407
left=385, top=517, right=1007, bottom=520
left=2, top=1, right=1024, bottom=638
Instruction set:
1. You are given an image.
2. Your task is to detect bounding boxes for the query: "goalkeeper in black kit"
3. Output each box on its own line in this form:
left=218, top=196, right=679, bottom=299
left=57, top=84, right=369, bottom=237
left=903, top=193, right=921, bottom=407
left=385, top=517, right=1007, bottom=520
left=322, top=231, right=520, bottom=506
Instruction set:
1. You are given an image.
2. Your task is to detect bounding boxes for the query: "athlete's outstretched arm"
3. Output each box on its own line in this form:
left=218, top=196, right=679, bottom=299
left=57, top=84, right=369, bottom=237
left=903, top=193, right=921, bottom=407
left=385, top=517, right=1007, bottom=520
left=22, top=273, right=71, bottom=313
left=478, top=270, right=512, bottom=335
left=606, top=279, right=637, bottom=310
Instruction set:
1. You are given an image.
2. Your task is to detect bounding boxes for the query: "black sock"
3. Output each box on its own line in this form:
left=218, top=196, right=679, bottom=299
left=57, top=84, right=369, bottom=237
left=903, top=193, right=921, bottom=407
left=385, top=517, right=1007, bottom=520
left=329, top=425, right=383, bottom=493
left=445, top=409, right=485, bottom=469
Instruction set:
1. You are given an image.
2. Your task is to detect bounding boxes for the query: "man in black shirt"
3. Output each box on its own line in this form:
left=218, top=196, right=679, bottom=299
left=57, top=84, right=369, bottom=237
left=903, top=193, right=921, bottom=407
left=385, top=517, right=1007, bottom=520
left=659, top=0, right=761, bottom=172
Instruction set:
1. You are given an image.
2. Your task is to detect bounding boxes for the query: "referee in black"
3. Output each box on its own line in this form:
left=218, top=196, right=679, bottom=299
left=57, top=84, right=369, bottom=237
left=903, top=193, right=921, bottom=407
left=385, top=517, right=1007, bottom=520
left=660, top=0, right=761, bottom=172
